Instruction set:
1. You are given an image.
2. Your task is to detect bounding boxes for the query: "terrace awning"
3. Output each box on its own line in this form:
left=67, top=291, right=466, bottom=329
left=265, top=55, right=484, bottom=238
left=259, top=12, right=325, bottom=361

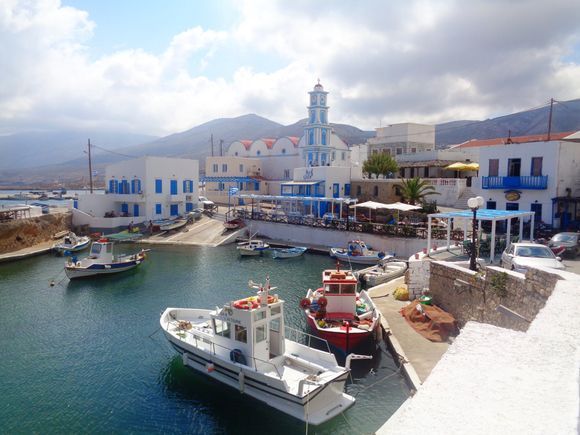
left=444, top=162, right=479, bottom=171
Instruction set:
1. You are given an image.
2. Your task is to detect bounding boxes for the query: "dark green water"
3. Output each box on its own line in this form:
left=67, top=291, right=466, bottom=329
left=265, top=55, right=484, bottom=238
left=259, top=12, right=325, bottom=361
left=0, top=244, right=409, bottom=434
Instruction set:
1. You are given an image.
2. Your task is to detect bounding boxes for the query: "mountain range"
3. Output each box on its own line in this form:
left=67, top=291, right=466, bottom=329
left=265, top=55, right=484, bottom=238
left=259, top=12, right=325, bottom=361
left=1, top=98, right=578, bottom=187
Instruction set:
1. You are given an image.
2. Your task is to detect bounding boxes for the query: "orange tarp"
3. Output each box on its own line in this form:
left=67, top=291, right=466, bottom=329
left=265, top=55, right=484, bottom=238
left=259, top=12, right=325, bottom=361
left=400, top=300, right=457, bottom=342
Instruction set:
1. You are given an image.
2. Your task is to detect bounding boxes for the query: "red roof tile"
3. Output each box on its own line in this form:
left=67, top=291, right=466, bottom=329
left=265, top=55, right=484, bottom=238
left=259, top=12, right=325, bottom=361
left=261, top=138, right=276, bottom=149
left=454, top=132, right=574, bottom=149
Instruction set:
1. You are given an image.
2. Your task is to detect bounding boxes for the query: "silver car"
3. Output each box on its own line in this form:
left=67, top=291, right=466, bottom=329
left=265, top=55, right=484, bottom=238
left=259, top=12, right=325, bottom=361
left=500, top=242, right=565, bottom=273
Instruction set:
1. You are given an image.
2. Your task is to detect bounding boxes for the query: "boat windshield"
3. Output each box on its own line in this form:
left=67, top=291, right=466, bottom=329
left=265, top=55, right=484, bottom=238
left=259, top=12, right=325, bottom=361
left=90, top=244, right=102, bottom=255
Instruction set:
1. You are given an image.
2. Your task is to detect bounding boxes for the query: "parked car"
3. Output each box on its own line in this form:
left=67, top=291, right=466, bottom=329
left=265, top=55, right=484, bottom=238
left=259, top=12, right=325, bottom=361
left=500, top=242, right=565, bottom=273
left=187, top=208, right=203, bottom=221
left=548, top=232, right=580, bottom=258
left=198, top=196, right=215, bottom=210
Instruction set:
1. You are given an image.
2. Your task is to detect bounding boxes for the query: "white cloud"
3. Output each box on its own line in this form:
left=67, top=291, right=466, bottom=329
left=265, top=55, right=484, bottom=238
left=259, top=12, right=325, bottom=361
left=0, top=0, right=579, bottom=136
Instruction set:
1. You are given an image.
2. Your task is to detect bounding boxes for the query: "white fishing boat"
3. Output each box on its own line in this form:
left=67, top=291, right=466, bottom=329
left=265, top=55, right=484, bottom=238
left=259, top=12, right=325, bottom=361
left=65, top=238, right=148, bottom=279
left=354, top=260, right=408, bottom=287
left=329, top=240, right=394, bottom=265
left=160, top=278, right=366, bottom=425
left=237, top=239, right=270, bottom=256
left=157, top=218, right=188, bottom=231
left=271, top=246, right=307, bottom=259
left=52, top=232, right=91, bottom=255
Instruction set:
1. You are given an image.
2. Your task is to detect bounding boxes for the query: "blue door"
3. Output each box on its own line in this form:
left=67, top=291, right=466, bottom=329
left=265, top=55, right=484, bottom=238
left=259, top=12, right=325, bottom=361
left=133, top=204, right=140, bottom=217
left=170, top=204, right=178, bottom=216
left=185, top=202, right=193, bottom=212
left=344, top=184, right=351, bottom=196
left=333, top=183, right=339, bottom=198
left=170, top=180, right=178, bottom=195
left=121, top=203, right=128, bottom=215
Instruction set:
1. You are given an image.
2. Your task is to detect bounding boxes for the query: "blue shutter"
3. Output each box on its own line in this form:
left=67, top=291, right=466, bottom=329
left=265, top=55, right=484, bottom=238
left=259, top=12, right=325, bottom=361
left=155, top=203, right=162, bottom=214
left=170, top=180, right=177, bottom=195
left=155, top=179, right=162, bottom=193
left=133, top=204, right=140, bottom=217
left=109, top=180, right=115, bottom=193
left=170, top=204, right=178, bottom=216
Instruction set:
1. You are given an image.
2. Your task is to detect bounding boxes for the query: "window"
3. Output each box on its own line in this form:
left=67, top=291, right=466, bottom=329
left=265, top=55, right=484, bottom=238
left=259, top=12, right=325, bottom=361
left=396, top=148, right=402, bottom=155
left=131, top=179, right=141, bottom=194
left=270, top=318, right=280, bottom=333
left=282, top=148, right=286, bottom=154
left=488, top=159, right=499, bottom=177
left=309, top=130, right=314, bottom=145
left=345, top=184, right=351, bottom=196
left=218, top=182, right=225, bottom=191
left=214, top=319, right=230, bottom=338
left=356, top=186, right=362, bottom=196
left=320, top=111, right=326, bottom=124
left=183, top=180, right=193, bottom=193
left=373, top=185, right=379, bottom=197
left=487, top=201, right=497, bottom=209
left=310, top=110, right=315, bottom=123
left=382, top=149, right=390, bottom=156
left=120, top=180, right=129, bottom=194
left=342, top=152, right=346, bottom=160
left=321, top=129, right=327, bottom=145
left=507, top=158, right=521, bottom=177
left=331, top=152, right=335, bottom=161
left=531, top=203, right=542, bottom=221
left=270, top=306, right=281, bottom=316
left=254, top=310, right=266, bottom=321
left=284, top=169, right=290, bottom=179
left=531, top=157, right=543, bottom=176
left=235, top=325, right=247, bottom=343
left=222, top=164, right=228, bottom=172
left=506, top=202, right=519, bottom=211
left=155, top=179, right=162, bottom=193
left=213, top=164, right=218, bottom=173
left=235, top=152, right=238, bottom=156
left=424, top=167, right=429, bottom=177
left=257, top=150, right=261, bottom=156
left=255, top=325, right=266, bottom=343
left=239, top=164, right=244, bottom=173
left=108, top=179, right=118, bottom=194
left=155, top=203, right=162, bottom=214
left=411, top=148, right=417, bottom=153
left=170, top=179, right=177, bottom=195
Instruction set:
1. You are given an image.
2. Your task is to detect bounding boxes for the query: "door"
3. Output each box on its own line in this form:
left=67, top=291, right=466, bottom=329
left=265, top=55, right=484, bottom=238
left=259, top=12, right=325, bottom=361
left=170, top=204, right=178, bottom=216
left=185, top=202, right=193, bottom=212
left=333, top=183, right=339, bottom=198
left=121, top=203, right=128, bottom=215
left=133, top=204, right=139, bottom=217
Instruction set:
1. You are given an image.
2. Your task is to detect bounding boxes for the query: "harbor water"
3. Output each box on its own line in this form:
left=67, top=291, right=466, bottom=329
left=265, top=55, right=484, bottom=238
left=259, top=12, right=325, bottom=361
left=0, top=244, right=409, bottom=434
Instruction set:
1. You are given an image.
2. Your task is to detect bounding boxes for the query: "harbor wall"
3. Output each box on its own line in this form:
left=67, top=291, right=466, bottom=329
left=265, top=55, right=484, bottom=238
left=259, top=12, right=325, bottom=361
left=0, top=212, right=71, bottom=254
left=427, top=261, right=562, bottom=331
left=249, top=221, right=426, bottom=257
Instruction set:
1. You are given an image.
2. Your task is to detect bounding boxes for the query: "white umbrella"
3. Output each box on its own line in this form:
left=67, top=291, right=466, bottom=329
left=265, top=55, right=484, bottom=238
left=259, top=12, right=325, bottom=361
left=383, top=202, right=422, bottom=211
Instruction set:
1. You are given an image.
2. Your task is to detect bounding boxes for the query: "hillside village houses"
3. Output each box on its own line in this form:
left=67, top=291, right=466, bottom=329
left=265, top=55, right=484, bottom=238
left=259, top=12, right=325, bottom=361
left=72, top=156, right=199, bottom=230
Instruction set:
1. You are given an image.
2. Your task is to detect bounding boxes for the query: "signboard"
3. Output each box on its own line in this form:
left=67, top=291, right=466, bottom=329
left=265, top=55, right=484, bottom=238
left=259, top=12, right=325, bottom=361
left=505, top=190, right=521, bottom=201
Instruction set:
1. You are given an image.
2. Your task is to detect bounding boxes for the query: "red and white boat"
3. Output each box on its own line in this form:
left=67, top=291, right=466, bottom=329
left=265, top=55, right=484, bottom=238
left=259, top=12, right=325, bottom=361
left=301, top=264, right=382, bottom=354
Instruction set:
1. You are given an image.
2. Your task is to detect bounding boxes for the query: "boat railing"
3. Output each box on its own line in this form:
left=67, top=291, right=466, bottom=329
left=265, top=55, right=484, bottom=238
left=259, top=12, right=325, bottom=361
left=167, top=320, right=283, bottom=378
left=284, top=326, right=332, bottom=354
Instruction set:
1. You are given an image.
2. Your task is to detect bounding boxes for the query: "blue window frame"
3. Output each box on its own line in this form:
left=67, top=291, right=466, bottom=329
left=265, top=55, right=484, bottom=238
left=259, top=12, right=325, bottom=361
left=133, top=204, right=140, bottom=217
left=120, top=180, right=129, bottom=194
left=170, top=204, right=178, bottom=216
left=155, top=179, right=162, bottom=194
left=108, top=179, right=118, bottom=194
left=131, top=179, right=141, bottom=194
left=185, top=202, right=193, bottom=212
left=170, top=179, right=177, bottom=195
left=155, top=203, right=162, bottom=214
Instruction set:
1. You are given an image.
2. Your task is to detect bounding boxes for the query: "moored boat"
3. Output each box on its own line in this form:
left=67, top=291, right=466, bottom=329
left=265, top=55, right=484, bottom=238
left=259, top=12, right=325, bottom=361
left=301, top=264, right=382, bottom=354
left=224, top=218, right=245, bottom=230
left=64, top=238, right=148, bottom=279
left=237, top=239, right=270, bottom=256
left=53, top=232, right=91, bottom=255
left=329, top=240, right=393, bottom=265
left=271, top=246, right=307, bottom=259
left=156, top=218, right=188, bottom=232
left=355, top=260, right=408, bottom=287
left=160, top=277, right=361, bottom=425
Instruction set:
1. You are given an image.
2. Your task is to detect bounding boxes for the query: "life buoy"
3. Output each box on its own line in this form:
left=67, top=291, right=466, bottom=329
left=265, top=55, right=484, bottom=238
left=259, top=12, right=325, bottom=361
left=299, top=298, right=311, bottom=309
left=317, top=296, right=328, bottom=308
left=233, top=299, right=259, bottom=310
left=258, top=294, right=277, bottom=304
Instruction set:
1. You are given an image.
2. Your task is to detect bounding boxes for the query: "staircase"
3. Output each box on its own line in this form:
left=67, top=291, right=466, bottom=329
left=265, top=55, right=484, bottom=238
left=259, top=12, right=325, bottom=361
left=452, top=187, right=475, bottom=209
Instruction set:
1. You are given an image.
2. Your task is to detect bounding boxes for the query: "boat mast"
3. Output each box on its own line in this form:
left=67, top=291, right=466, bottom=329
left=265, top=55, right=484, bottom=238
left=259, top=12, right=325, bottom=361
left=88, top=138, right=93, bottom=193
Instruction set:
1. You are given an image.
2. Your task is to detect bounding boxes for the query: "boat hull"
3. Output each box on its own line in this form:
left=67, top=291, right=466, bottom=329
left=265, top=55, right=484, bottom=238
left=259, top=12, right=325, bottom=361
left=271, top=247, right=307, bottom=259
left=65, top=259, right=142, bottom=279
left=163, top=332, right=355, bottom=425
left=305, top=314, right=378, bottom=354
left=330, top=249, right=388, bottom=265
left=53, top=239, right=91, bottom=255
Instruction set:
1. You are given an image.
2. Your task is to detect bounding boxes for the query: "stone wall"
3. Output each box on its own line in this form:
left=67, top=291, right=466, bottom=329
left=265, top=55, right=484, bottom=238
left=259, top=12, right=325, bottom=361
left=0, top=212, right=72, bottom=254
left=428, top=261, right=561, bottom=331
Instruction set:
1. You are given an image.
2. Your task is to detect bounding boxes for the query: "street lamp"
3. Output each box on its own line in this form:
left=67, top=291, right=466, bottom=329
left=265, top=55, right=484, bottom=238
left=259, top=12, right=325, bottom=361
left=467, top=196, right=485, bottom=271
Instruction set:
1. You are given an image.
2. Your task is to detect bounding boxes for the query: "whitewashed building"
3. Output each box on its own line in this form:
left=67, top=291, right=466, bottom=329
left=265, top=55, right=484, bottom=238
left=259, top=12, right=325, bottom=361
left=464, top=132, right=580, bottom=230
left=73, top=156, right=199, bottom=230
left=367, top=123, right=435, bottom=156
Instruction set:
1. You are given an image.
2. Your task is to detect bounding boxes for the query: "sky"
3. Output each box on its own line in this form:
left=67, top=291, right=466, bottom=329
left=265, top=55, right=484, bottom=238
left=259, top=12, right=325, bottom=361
left=1, top=0, right=580, bottom=136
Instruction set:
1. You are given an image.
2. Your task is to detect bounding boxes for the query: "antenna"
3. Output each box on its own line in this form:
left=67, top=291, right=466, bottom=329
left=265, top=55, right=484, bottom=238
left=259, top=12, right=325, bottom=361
left=547, top=98, right=554, bottom=141
left=88, top=139, right=93, bottom=193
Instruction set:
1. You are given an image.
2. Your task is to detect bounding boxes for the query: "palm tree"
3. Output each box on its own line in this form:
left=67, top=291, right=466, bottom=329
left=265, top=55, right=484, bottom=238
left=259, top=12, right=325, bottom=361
left=397, top=177, right=439, bottom=205
left=362, top=153, right=398, bottom=179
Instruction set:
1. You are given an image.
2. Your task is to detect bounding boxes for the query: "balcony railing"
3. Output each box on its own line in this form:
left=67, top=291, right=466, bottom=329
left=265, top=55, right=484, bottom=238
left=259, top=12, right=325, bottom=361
left=481, top=175, right=548, bottom=190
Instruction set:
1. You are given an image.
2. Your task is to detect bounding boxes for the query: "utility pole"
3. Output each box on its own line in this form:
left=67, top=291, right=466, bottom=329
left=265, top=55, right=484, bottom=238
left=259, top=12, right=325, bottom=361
left=219, top=139, right=224, bottom=156
left=211, top=134, right=214, bottom=157
left=547, top=98, right=554, bottom=141
left=88, top=138, right=93, bottom=193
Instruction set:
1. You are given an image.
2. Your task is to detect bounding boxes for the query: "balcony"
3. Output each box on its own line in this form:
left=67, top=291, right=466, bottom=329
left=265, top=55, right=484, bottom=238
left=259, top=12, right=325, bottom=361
left=481, top=175, right=548, bottom=190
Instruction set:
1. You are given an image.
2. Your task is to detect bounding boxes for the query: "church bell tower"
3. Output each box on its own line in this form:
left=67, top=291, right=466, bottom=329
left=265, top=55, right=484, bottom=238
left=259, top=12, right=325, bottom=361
left=304, top=80, right=331, bottom=166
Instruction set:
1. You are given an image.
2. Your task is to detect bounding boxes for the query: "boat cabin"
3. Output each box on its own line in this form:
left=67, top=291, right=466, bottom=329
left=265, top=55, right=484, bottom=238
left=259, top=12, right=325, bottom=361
left=210, top=285, right=285, bottom=366
left=88, top=239, right=114, bottom=263
left=347, top=240, right=369, bottom=256
left=321, top=268, right=358, bottom=317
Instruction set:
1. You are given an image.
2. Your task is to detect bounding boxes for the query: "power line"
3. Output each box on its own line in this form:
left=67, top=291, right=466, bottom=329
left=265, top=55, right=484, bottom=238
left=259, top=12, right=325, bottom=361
left=91, top=143, right=139, bottom=159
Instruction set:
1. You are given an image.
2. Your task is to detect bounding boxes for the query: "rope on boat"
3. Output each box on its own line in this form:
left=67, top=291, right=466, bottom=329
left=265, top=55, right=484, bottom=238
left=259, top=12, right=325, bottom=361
left=49, top=268, right=68, bottom=288
left=148, top=327, right=161, bottom=338
left=351, top=365, right=404, bottom=398
left=339, top=410, right=361, bottom=435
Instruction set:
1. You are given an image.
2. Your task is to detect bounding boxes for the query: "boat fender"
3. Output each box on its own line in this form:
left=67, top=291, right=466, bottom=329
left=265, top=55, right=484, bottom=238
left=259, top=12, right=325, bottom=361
left=206, top=363, right=215, bottom=373
left=317, top=296, right=328, bottom=308
left=76, top=262, right=81, bottom=267
left=299, top=298, right=311, bottom=309
left=230, top=349, right=247, bottom=365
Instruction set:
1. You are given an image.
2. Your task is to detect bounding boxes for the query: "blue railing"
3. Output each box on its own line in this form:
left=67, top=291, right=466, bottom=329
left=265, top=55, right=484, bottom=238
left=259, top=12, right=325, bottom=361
left=482, top=175, right=548, bottom=190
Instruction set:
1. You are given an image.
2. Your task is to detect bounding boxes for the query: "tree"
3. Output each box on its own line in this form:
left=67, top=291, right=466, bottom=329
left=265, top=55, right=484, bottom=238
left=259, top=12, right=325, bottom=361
left=397, top=177, right=440, bottom=205
left=362, top=153, right=398, bottom=179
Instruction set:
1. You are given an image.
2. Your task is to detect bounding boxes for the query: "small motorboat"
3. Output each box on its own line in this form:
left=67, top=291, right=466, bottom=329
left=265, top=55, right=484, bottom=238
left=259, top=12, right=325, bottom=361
left=301, top=263, right=382, bottom=354
left=330, top=240, right=393, bottom=265
left=271, top=246, right=307, bottom=259
left=237, top=239, right=270, bottom=256
left=156, top=218, right=188, bottom=232
left=65, top=238, right=149, bottom=279
left=160, top=277, right=366, bottom=425
left=224, top=218, right=245, bottom=230
left=354, top=260, right=408, bottom=287
left=53, top=232, right=91, bottom=255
